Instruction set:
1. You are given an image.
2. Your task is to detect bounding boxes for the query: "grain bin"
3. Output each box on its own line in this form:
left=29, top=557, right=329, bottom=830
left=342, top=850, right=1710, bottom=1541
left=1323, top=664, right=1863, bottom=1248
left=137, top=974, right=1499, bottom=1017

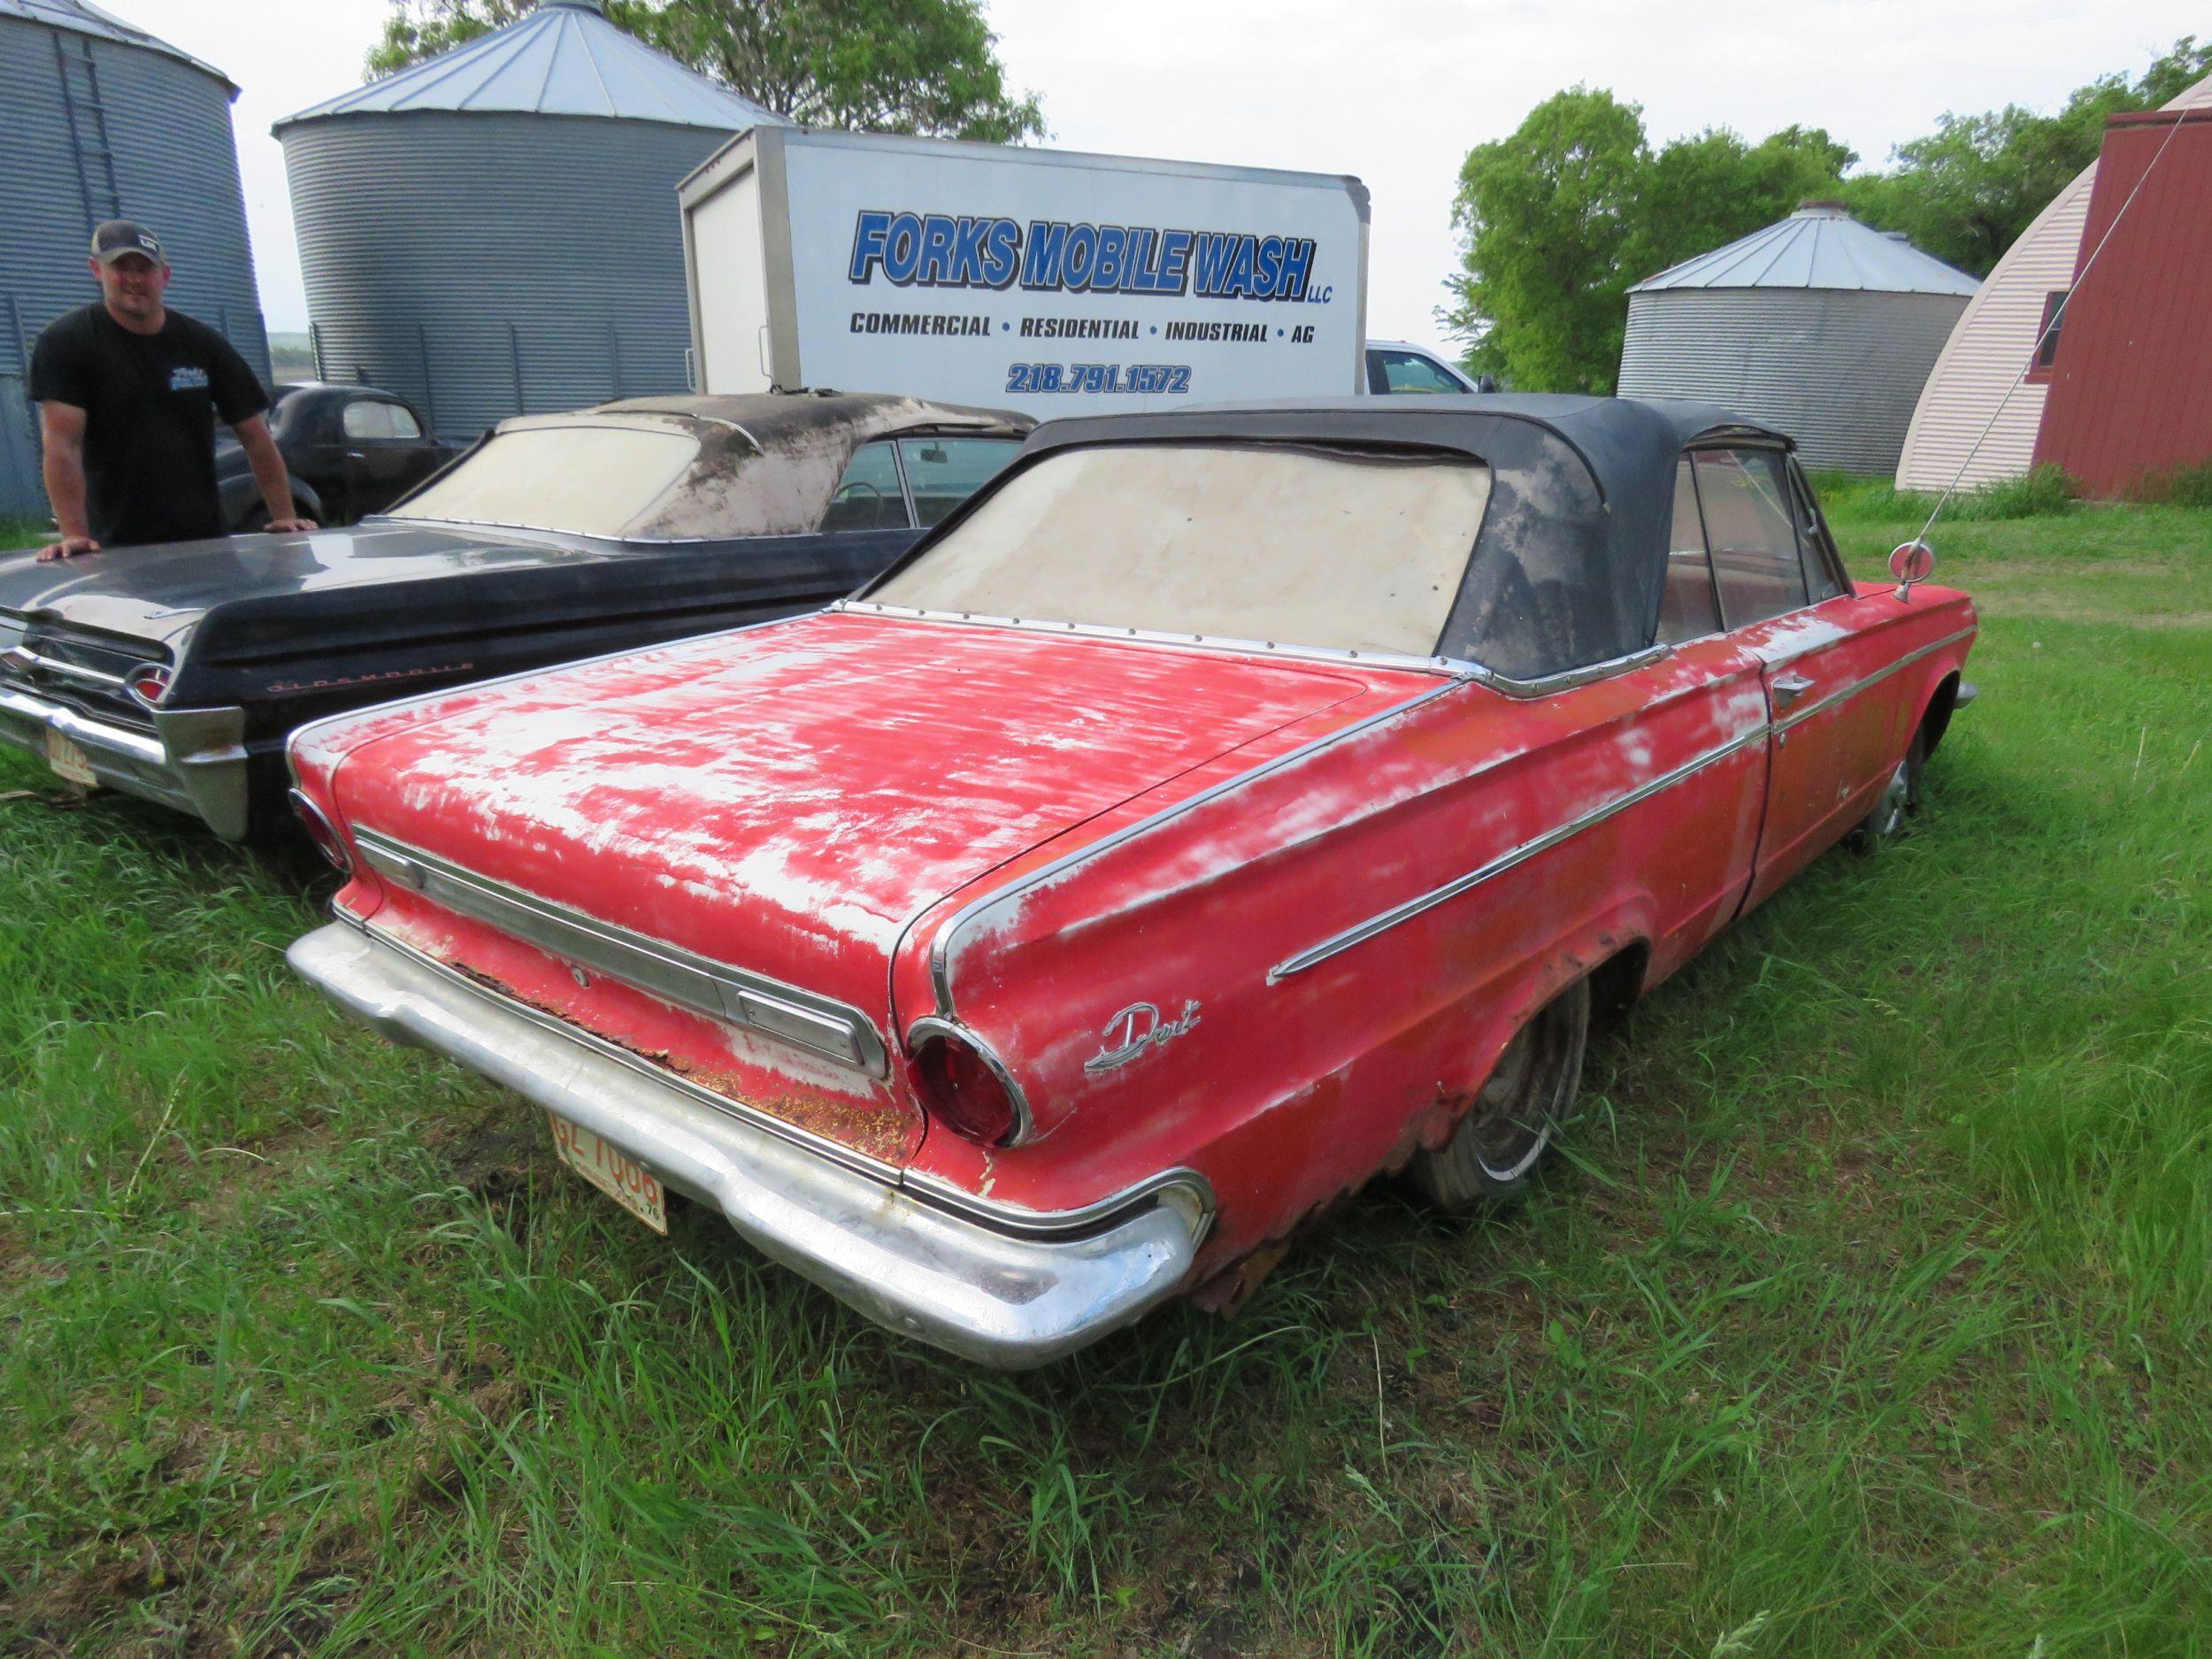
left=0, top=0, right=267, bottom=517
left=275, top=0, right=785, bottom=442
left=1617, top=203, right=1978, bottom=475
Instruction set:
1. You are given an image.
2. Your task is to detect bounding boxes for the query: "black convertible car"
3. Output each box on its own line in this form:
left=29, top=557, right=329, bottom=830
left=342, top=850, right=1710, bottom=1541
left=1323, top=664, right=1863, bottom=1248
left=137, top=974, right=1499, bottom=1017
left=0, top=392, right=1028, bottom=838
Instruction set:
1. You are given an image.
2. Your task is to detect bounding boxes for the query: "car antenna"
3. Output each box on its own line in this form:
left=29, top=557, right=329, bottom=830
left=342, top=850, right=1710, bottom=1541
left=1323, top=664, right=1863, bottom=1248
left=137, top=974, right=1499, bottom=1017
left=1893, top=108, right=2190, bottom=603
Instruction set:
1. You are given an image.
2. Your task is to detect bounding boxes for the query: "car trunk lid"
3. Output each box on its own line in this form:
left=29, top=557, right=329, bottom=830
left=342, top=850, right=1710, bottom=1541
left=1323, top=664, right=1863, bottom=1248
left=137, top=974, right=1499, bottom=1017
left=327, top=611, right=1400, bottom=1163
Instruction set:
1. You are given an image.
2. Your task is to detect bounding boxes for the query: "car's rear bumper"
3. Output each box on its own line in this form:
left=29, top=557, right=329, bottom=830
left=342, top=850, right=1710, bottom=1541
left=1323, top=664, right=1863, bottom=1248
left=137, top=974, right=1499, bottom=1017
left=0, top=686, right=250, bottom=839
left=288, top=918, right=1211, bottom=1368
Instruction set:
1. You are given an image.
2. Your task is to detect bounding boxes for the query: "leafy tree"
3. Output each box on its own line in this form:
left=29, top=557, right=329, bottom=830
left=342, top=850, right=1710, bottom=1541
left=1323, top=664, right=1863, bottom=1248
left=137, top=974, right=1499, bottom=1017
left=367, top=0, right=1043, bottom=142
left=1842, top=35, right=2210, bottom=273
left=1447, top=92, right=1849, bottom=392
left=1444, top=37, right=2208, bottom=389
left=1445, top=87, right=1648, bottom=394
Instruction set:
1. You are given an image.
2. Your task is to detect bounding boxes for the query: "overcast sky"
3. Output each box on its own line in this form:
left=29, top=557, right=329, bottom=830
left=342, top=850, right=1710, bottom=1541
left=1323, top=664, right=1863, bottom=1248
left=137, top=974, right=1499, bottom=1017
left=128, top=0, right=2206, bottom=344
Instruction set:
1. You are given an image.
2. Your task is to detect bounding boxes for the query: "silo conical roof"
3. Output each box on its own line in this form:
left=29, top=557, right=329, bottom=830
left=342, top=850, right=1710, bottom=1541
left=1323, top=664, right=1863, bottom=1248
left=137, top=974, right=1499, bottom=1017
left=1629, top=202, right=1979, bottom=296
left=274, top=0, right=784, bottom=133
left=0, top=0, right=234, bottom=89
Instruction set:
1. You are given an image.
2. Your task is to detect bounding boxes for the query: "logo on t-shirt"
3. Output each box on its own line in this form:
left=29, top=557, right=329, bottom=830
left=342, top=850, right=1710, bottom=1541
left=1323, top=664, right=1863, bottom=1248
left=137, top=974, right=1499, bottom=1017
left=168, top=365, right=210, bottom=392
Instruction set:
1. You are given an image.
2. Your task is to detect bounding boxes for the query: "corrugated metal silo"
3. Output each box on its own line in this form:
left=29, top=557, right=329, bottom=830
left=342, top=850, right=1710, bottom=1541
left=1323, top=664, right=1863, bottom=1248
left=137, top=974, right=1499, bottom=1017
left=0, top=0, right=267, bottom=516
left=275, top=0, right=786, bottom=442
left=1617, top=203, right=1978, bottom=474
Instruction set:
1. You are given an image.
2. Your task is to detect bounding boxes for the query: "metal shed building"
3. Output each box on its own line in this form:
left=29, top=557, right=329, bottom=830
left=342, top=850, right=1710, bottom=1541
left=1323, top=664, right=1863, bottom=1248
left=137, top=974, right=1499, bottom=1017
left=1896, top=71, right=2212, bottom=492
left=1617, top=202, right=1978, bottom=475
left=274, top=0, right=785, bottom=442
left=0, top=0, right=267, bottom=517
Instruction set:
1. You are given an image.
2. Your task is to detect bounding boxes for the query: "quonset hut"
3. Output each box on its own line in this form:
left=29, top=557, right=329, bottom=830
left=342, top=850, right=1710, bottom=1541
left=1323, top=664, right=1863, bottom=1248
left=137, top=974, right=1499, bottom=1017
left=1617, top=202, right=1978, bottom=475
left=0, top=0, right=267, bottom=517
left=274, top=0, right=785, bottom=442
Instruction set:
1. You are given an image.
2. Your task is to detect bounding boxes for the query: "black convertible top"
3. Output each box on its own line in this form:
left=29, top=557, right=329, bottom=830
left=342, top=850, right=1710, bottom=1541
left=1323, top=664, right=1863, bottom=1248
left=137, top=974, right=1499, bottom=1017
left=1014, top=395, right=1793, bottom=680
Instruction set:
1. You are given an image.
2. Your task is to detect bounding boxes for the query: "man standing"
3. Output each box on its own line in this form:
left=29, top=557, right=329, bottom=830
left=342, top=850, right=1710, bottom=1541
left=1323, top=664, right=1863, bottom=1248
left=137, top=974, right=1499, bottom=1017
left=27, top=220, right=315, bottom=563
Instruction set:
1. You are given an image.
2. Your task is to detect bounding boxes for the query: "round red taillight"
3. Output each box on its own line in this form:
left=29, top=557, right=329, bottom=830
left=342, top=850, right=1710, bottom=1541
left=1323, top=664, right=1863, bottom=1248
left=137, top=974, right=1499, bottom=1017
left=910, top=1022, right=1026, bottom=1148
left=288, top=788, right=351, bottom=874
left=126, top=664, right=172, bottom=709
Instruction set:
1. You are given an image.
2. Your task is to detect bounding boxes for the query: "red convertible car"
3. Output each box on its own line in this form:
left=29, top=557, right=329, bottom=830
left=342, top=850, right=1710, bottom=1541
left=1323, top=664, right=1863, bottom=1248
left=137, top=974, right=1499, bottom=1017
left=286, top=396, right=1977, bottom=1367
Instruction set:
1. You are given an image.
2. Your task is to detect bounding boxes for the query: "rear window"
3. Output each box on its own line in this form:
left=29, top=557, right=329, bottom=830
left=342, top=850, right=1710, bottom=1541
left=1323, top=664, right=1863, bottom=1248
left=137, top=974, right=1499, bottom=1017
left=868, top=443, right=1490, bottom=658
left=391, top=425, right=699, bottom=538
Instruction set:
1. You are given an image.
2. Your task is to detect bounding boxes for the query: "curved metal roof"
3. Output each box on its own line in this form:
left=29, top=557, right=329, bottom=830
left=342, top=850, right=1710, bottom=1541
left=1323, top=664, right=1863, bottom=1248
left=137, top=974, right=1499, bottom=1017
left=1630, top=202, right=1979, bottom=296
left=0, top=0, right=234, bottom=90
left=275, top=0, right=784, bottom=133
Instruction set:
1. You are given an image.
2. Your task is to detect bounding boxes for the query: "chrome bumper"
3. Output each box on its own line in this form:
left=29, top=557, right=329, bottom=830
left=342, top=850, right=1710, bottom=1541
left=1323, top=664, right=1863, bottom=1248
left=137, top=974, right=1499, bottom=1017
left=0, top=687, right=250, bottom=840
left=288, top=920, right=1210, bottom=1368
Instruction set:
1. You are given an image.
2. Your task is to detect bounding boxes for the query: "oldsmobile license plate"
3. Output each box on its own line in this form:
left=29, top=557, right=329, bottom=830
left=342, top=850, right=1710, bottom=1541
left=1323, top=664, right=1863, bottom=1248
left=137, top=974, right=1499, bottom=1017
left=45, top=730, right=97, bottom=788
left=547, top=1112, right=667, bottom=1234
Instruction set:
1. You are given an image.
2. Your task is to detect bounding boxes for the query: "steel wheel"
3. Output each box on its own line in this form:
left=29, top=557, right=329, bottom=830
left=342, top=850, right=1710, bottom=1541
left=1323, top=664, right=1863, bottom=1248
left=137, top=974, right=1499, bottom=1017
left=1412, top=977, right=1590, bottom=1210
left=1851, top=731, right=1925, bottom=850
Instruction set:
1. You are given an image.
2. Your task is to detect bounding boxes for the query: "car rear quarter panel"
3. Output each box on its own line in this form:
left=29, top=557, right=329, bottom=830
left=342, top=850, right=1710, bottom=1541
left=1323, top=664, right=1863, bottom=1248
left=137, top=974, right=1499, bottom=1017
left=902, top=645, right=1774, bottom=1278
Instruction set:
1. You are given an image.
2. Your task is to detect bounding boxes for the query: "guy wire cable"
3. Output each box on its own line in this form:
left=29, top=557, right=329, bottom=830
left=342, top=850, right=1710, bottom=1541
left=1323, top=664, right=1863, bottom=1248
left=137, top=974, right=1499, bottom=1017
left=1911, top=104, right=2193, bottom=550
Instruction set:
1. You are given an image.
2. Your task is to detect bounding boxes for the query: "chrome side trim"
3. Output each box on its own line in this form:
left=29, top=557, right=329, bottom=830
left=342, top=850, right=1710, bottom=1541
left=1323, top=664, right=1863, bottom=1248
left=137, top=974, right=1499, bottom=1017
left=902, top=1165, right=1217, bottom=1246
left=1268, top=718, right=1772, bottom=981
left=837, top=600, right=1474, bottom=679
left=923, top=679, right=1466, bottom=1014
left=907, top=1014, right=1036, bottom=1148
left=342, top=906, right=901, bottom=1184
left=352, top=828, right=889, bottom=1077
left=1463, top=644, right=1674, bottom=700
left=1771, top=627, right=1977, bottom=734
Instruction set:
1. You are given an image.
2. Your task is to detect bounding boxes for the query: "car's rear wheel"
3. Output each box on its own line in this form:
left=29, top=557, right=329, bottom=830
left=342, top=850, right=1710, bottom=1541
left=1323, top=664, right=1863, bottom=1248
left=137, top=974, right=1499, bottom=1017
left=1851, top=730, right=1926, bottom=850
left=1412, top=977, right=1589, bottom=1209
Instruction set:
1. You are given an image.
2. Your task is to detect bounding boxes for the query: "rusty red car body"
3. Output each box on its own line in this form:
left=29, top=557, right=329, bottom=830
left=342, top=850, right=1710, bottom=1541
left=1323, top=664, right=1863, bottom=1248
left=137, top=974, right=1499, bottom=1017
left=286, top=396, right=1977, bottom=1367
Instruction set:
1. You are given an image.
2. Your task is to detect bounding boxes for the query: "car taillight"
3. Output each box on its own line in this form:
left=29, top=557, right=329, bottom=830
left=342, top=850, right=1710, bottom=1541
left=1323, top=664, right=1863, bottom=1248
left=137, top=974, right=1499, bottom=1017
left=910, top=1023, right=1027, bottom=1148
left=288, top=788, right=351, bottom=874
left=125, top=664, right=172, bottom=708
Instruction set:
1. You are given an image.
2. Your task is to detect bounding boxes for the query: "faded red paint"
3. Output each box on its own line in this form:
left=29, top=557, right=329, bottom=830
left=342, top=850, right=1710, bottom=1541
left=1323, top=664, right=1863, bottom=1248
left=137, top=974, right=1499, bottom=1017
left=296, top=585, right=1975, bottom=1287
left=2033, top=108, right=2212, bottom=497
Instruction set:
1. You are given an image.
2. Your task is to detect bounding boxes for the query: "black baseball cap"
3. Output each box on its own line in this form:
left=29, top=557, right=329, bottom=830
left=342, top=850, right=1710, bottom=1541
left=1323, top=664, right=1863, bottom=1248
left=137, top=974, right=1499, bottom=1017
left=91, top=220, right=165, bottom=265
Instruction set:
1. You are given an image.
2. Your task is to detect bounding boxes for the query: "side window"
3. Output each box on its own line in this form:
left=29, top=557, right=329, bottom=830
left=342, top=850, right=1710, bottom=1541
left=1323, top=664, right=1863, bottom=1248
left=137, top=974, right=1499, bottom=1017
left=820, top=441, right=912, bottom=533
left=1786, top=459, right=1847, bottom=603
left=897, top=437, right=1021, bottom=527
left=1376, top=350, right=1465, bottom=394
left=1693, top=448, right=1809, bottom=629
left=341, top=399, right=388, bottom=441
left=1657, top=456, right=1722, bottom=644
left=385, top=402, right=424, bottom=442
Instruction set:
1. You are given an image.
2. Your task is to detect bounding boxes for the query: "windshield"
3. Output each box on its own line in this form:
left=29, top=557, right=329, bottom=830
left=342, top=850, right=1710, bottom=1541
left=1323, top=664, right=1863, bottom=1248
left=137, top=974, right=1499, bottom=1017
left=389, top=424, right=700, bottom=537
left=868, top=443, right=1491, bottom=657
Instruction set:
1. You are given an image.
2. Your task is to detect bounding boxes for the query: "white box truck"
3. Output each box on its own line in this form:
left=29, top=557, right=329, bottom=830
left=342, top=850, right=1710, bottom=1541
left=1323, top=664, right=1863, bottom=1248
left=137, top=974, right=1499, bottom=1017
left=678, top=127, right=1370, bottom=417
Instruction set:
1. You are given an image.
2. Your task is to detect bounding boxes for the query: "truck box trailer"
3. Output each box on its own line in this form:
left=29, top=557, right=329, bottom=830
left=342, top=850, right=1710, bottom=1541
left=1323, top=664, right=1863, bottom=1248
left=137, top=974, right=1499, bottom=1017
left=678, top=127, right=1370, bottom=418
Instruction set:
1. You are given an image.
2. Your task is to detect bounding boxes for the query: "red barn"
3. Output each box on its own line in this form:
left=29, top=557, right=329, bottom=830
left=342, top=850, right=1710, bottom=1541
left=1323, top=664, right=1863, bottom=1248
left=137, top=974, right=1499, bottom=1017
left=2033, top=107, right=2212, bottom=497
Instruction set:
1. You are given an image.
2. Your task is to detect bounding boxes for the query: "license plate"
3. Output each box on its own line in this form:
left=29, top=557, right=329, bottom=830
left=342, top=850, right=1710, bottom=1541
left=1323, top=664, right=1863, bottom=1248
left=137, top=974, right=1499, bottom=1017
left=547, top=1112, right=667, bottom=1234
left=45, top=729, right=97, bottom=788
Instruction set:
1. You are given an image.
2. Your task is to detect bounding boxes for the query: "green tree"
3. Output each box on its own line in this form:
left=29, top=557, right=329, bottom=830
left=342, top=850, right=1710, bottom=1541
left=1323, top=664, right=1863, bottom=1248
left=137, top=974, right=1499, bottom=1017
left=1842, top=35, right=2210, bottom=274
left=1445, top=87, right=1648, bottom=394
left=1447, top=92, right=1850, bottom=392
left=366, top=0, right=1044, bottom=142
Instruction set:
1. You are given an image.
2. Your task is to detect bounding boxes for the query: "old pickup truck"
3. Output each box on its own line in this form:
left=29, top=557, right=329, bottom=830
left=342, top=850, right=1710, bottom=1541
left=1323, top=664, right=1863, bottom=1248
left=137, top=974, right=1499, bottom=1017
left=285, top=396, right=1977, bottom=1366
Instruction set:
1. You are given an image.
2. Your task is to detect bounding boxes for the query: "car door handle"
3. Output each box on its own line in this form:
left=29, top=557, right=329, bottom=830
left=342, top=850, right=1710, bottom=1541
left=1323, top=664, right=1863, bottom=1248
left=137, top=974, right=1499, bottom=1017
left=1771, top=672, right=1816, bottom=708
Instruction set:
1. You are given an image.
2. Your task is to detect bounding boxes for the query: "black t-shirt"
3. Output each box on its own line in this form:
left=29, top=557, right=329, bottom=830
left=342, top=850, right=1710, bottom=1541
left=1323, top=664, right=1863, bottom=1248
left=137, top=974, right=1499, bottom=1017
left=27, top=303, right=270, bottom=547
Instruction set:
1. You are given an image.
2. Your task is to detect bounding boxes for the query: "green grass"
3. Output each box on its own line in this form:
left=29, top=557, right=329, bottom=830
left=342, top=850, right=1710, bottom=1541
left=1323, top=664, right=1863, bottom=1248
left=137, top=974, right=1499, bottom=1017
left=0, top=513, right=49, bottom=553
left=3, top=506, right=2208, bottom=1655
left=1813, top=463, right=2082, bottom=526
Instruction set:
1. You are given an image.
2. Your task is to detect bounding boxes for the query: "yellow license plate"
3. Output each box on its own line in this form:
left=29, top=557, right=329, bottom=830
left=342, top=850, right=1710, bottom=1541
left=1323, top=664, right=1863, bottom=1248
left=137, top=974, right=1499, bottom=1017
left=45, top=729, right=97, bottom=788
left=547, top=1112, right=667, bottom=1234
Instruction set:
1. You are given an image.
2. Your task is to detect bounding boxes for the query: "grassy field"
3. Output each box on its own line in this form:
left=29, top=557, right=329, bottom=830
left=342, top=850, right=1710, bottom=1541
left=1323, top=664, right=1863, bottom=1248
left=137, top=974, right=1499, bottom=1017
left=2, top=500, right=2207, bottom=1656
left=2, top=514, right=50, bottom=552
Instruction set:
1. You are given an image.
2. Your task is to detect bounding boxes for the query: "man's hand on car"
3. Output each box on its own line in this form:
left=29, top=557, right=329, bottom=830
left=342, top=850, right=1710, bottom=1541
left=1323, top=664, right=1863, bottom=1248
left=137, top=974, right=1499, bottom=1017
left=36, top=535, right=101, bottom=563
left=263, top=517, right=319, bottom=534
